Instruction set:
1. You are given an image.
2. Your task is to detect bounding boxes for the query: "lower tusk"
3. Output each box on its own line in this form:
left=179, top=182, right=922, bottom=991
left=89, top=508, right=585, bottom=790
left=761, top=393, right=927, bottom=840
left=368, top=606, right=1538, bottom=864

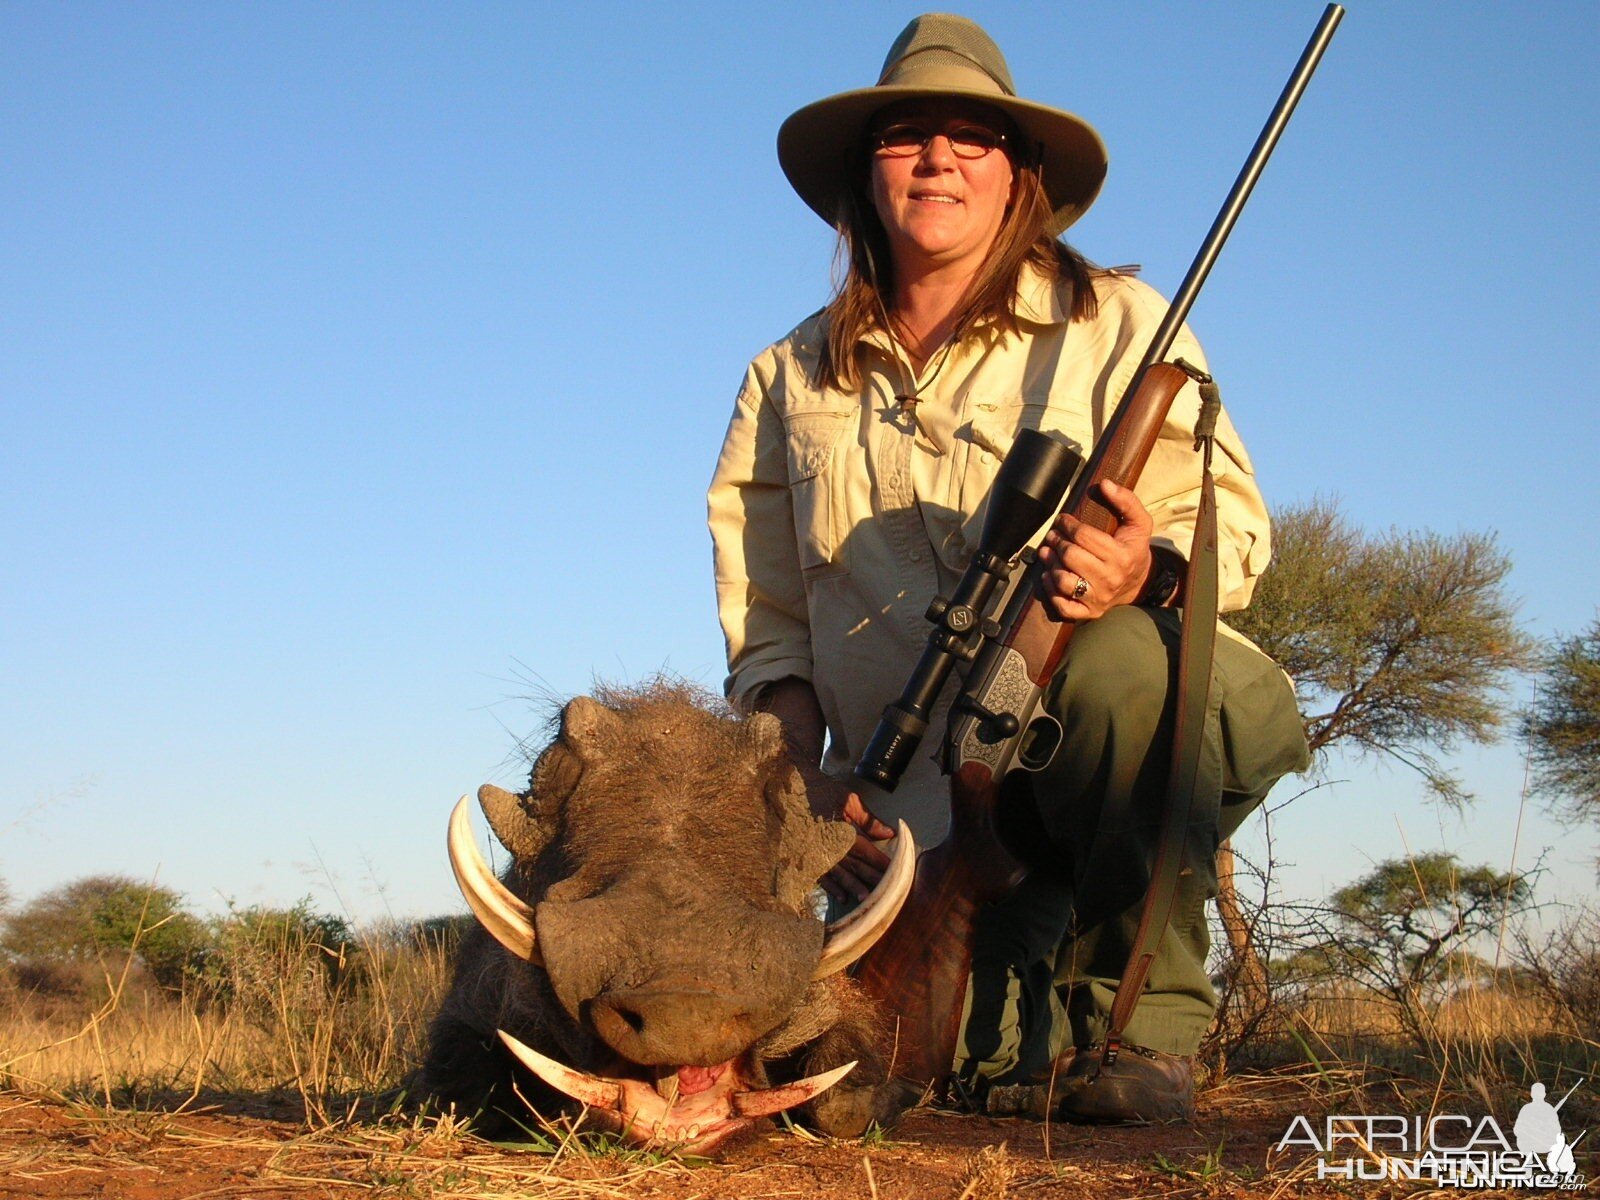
left=498, top=1029, right=622, bottom=1110
left=731, top=1060, right=858, bottom=1118
left=812, top=820, right=917, bottom=978
left=448, top=796, right=543, bottom=965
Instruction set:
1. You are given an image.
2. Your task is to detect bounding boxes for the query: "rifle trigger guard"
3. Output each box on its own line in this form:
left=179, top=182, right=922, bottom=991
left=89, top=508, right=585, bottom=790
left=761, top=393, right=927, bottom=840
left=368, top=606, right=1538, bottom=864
left=1014, top=713, right=1063, bottom=773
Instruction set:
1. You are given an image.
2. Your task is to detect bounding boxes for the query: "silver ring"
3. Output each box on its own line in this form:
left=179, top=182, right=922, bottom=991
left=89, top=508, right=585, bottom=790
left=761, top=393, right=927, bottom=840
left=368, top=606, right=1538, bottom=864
left=1071, top=576, right=1090, bottom=602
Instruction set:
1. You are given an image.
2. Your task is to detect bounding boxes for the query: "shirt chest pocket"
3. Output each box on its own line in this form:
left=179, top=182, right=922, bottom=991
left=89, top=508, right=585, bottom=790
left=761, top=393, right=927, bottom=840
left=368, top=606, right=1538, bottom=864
left=783, top=408, right=853, bottom=574
left=954, top=398, right=1089, bottom=562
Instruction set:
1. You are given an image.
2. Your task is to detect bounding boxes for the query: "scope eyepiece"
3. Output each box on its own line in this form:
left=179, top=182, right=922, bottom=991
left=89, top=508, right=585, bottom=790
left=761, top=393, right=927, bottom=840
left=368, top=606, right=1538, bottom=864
left=855, top=704, right=927, bottom=793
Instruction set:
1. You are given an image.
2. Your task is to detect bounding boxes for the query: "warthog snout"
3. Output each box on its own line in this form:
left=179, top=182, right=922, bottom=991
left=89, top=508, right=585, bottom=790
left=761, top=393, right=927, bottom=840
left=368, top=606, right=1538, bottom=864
left=588, top=982, right=761, bottom=1066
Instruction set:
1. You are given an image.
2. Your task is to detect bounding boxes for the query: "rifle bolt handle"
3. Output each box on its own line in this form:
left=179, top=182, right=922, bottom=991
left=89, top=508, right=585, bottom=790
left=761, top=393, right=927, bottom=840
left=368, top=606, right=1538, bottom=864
left=988, top=713, right=1021, bottom=739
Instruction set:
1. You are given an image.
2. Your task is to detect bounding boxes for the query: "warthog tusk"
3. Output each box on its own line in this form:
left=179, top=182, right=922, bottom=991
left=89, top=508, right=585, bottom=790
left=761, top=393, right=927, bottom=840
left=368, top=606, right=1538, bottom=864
left=812, top=820, right=916, bottom=979
left=499, top=1029, right=857, bottom=1129
left=497, top=1031, right=623, bottom=1110
left=730, top=1060, right=859, bottom=1118
left=448, top=796, right=543, bottom=965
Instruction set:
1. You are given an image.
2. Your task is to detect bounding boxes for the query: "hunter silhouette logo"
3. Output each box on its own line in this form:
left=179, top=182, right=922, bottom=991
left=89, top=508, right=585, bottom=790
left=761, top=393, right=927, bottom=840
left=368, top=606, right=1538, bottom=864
left=1515, top=1081, right=1585, bottom=1179
left=1276, top=1077, right=1589, bottom=1188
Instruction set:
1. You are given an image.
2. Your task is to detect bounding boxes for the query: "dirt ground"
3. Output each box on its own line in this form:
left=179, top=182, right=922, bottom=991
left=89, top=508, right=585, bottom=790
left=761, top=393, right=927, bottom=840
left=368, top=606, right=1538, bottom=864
left=0, top=1075, right=1462, bottom=1200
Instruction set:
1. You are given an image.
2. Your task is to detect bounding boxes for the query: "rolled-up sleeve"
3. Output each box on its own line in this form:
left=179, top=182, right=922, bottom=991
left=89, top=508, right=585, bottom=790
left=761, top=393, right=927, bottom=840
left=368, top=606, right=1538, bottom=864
left=707, top=364, right=814, bottom=708
left=1141, top=381, right=1273, bottom=614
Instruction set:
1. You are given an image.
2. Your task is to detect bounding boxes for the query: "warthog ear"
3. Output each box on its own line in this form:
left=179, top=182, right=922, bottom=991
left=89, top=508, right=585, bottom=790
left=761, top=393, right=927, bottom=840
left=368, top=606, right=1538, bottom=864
left=477, top=783, right=556, bottom=862
left=559, top=695, right=621, bottom=760
left=479, top=695, right=613, bottom=862
left=765, top=760, right=856, bottom=912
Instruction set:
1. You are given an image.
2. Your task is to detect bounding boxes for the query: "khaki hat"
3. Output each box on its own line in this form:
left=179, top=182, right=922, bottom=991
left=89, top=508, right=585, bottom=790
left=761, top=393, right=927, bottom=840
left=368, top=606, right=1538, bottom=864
left=777, top=13, right=1108, bottom=234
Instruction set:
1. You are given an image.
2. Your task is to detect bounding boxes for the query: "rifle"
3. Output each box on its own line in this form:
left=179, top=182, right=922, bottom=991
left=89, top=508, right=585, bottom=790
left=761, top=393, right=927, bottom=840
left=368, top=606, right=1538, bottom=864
left=851, top=4, right=1345, bottom=1086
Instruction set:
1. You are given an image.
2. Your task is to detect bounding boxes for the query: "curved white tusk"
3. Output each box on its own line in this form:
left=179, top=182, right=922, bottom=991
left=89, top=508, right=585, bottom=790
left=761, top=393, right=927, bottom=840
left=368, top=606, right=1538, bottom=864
left=730, top=1060, right=858, bottom=1118
left=498, top=1030, right=622, bottom=1110
left=812, top=820, right=917, bottom=979
left=448, top=795, right=543, bottom=965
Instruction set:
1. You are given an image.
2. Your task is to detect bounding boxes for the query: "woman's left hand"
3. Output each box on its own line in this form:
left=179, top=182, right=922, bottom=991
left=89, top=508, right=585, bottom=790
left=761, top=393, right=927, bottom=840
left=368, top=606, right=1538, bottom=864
left=1036, top=480, right=1154, bottom=621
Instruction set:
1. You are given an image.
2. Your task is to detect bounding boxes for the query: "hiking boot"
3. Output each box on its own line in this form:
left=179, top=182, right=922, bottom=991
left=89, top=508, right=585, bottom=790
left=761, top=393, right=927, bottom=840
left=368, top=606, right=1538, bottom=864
left=983, top=1045, right=1084, bottom=1117
left=1035, top=1044, right=1083, bottom=1082
left=1051, top=1042, right=1196, bottom=1125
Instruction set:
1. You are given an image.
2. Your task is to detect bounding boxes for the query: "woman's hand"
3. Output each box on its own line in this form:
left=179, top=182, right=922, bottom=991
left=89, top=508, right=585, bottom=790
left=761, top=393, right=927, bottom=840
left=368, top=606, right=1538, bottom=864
left=1036, top=480, right=1154, bottom=621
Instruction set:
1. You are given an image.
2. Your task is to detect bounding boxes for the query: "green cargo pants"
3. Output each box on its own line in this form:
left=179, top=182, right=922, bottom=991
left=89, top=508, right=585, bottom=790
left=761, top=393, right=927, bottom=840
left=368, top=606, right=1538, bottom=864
left=955, top=605, right=1309, bottom=1084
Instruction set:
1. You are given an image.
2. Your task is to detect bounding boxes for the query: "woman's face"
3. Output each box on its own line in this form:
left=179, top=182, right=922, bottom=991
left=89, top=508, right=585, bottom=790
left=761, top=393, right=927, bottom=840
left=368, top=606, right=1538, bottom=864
left=867, top=98, right=1017, bottom=284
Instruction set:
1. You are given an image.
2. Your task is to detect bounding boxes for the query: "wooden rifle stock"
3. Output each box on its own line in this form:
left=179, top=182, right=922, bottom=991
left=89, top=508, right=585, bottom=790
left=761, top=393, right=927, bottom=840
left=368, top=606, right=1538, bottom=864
left=855, top=363, right=1192, bottom=1086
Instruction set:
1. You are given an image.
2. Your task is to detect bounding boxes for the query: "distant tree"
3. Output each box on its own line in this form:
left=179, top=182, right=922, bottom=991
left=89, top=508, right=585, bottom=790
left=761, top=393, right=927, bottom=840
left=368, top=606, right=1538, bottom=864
left=1210, top=500, right=1532, bottom=1037
left=1302, top=853, right=1533, bottom=1041
left=1226, top=498, right=1534, bottom=805
left=1522, top=614, right=1600, bottom=828
left=0, top=874, right=210, bottom=990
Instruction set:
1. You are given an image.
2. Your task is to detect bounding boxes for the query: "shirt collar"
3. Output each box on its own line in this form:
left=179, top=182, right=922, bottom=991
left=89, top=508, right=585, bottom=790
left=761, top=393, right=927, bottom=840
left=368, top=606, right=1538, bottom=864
left=855, top=262, right=1069, bottom=356
left=1011, top=261, right=1071, bottom=326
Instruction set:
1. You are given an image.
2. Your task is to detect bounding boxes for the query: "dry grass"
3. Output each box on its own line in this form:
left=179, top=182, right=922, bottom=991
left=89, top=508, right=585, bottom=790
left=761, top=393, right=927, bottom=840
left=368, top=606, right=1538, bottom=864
left=0, top=925, right=451, bottom=1121
left=1283, top=979, right=1563, bottom=1042
left=954, top=1142, right=1014, bottom=1200
left=3, top=926, right=1593, bottom=1113
left=1216, top=967, right=1600, bottom=1141
left=0, top=926, right=705, bottom=1196
left=0, top=902, right=1595, bottom=1198
left=0, top=1095, right=692, bottom=1199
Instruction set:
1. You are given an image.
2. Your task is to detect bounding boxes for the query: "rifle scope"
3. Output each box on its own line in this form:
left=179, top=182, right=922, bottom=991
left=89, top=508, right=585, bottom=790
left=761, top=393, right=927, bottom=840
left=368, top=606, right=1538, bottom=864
left=855, top=429, right=1081, bottom=791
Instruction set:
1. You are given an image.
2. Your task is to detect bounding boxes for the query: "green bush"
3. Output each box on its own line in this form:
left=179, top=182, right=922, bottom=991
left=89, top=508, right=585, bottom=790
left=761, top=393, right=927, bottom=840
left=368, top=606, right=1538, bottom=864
left=0, top=874, right=210, bottom=991
left=197, top=899, right=360, bottom=1015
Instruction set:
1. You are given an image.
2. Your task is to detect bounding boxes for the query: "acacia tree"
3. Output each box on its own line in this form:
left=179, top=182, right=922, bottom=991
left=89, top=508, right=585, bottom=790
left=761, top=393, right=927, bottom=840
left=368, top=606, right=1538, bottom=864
left=1209, top=500, right=1532, bottom=1032
left=1522, top=614, right=1600, bottom=829
left=1300, top=853, right=1532, bottom=1042
left=1226, top=498, right=1534, bottom=804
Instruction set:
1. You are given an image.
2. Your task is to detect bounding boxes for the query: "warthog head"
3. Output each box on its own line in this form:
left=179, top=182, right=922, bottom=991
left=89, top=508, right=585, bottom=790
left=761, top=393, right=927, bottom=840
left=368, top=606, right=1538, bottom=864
left=425, top=683, right=913, bottom=1153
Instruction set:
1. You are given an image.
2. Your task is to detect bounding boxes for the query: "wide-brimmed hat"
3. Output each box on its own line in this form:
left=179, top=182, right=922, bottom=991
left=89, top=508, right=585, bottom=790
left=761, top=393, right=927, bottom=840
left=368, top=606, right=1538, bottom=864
left=777, top=13, right=1108, bottom=234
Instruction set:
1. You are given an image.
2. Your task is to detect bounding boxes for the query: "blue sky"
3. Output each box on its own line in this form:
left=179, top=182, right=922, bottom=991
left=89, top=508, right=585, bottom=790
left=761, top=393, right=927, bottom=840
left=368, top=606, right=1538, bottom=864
left=3, top=3, right=1596, bottom=925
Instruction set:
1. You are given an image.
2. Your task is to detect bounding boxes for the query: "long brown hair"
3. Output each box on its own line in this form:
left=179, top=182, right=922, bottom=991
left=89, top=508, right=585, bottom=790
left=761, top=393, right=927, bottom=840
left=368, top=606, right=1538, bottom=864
left=815, top=149, right=1102, bottom=392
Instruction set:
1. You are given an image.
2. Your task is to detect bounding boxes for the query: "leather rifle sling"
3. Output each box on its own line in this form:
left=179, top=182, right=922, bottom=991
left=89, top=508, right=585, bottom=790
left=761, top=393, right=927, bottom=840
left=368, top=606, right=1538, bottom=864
left=1098, top=363, right=1222, bottom=1070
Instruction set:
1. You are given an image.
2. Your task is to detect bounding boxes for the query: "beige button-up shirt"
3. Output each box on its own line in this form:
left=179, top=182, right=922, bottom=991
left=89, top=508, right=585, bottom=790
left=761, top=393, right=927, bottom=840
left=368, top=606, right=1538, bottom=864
left=708, top=268, right=1272, bottom=849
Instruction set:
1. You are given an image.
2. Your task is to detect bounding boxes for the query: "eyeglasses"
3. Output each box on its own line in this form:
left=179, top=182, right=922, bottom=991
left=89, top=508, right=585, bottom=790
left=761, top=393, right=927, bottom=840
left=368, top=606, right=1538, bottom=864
left=870, top=122, right=1009, bottom=160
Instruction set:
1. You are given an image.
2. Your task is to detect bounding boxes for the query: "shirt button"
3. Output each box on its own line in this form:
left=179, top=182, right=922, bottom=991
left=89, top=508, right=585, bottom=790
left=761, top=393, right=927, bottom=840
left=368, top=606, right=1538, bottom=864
left=981, top=451, right=995, bottom=464
left=908, top=550, right=923, bottom=563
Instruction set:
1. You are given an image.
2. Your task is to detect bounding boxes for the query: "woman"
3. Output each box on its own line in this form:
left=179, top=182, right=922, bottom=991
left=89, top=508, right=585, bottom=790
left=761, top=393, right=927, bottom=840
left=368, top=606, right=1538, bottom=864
left=708, top=14, right=1308, bottom=1123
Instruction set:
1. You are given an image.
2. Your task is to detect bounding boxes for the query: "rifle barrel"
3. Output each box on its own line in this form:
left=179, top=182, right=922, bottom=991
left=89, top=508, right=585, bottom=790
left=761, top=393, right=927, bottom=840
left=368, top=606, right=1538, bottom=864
left=1552, top=1077, right=1584, bottom=1111
left=1137, top=3, right=1345, bottom=377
